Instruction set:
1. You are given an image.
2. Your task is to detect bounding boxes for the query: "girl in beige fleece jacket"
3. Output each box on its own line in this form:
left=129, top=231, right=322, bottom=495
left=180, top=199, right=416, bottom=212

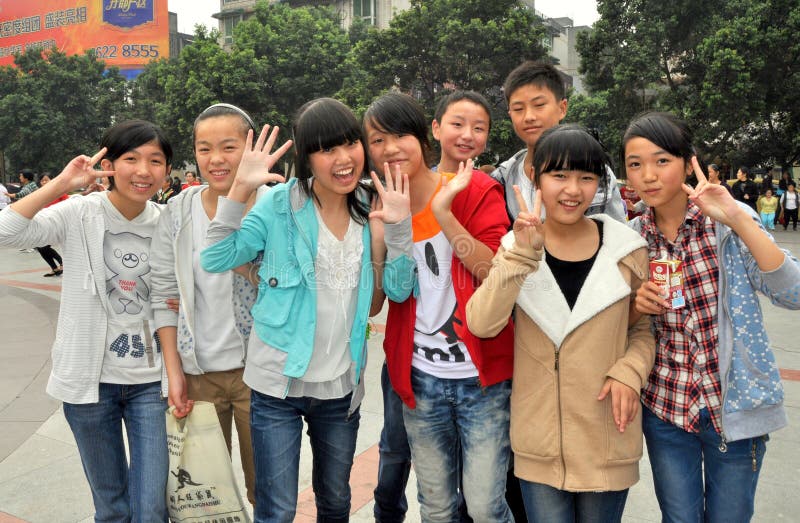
left=467, top=125, right=655, bottom=523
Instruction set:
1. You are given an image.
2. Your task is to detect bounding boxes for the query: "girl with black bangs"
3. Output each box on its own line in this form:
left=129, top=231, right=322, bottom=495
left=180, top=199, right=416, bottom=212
left=201, top=97, right=415, bottom=522
left=468, top=124, right=655, bottom=523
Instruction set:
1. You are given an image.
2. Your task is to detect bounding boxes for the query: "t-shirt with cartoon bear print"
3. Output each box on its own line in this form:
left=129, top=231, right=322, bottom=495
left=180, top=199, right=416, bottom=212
left=99, top=193, right=162, bottom=385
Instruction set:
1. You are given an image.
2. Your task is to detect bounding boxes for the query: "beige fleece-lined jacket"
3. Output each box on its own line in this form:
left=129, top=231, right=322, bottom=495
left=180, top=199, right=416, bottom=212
left=467, top=215, right=655, bottom=492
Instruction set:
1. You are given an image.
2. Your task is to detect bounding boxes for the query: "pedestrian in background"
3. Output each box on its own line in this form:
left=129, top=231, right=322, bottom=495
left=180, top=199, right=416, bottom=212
left=34, top=173, right=65, bottom=277
left=732, top=165, right=758, bottom=212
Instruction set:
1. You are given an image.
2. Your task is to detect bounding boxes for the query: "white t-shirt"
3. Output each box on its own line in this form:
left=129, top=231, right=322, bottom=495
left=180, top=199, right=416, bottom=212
left=782, top=191, right=799, bottom=211
left=191, top=191, right=245, bottom=372
left=410, top=182, right=477, bottom=379
left=99, top=194, right=162, bottom=384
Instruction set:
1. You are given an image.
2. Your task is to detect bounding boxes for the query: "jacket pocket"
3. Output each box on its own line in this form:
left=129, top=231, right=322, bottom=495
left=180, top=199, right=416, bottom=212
left=605, top=404, right=643, bottom=462
left=725, top=339, right=784, bottom=413
left=252, top=265, right=303, bottom=327
left=510, top=369, right=559, bottom=458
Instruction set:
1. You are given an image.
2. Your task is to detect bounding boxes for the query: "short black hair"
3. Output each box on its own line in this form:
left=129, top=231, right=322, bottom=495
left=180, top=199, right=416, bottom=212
left=739, top=166, right=751, bottom=178
left=101, top=120, right=173, bottom=190
left=292, top=97, right=373, bottom=224
left=364, top=92, right=433, bottom=164
left=503, top=61, right=566, bottom=104
left=19, top=169, right=34, bottom=182
left=433, top=90, right=492, bottom=130
left=36, top=172, right=52, bottom=185
left=623, top=112, right=695, bottom=164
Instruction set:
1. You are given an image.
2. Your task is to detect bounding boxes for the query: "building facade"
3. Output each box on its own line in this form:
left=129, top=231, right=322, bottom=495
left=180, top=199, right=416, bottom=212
left=212, top=0, right=411, bottom=49
left=210, top=0, right=587, bottom=91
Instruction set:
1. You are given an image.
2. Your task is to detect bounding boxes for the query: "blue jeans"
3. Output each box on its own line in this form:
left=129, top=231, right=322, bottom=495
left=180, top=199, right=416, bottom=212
left=519, top=480, right=627, bottom=523
left=642, top=405, right=767, bottom=523
left=374, top=363, right=412, bottom=523
left=403, top=368, right=513, bottom=523
left=250, top=390, right=360, bottom=523
left=63, top=381, right=168, bottom=523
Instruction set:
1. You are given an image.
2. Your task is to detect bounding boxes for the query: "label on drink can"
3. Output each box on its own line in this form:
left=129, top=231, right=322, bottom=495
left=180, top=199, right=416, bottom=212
left=649, top=259, right=685, bottom=309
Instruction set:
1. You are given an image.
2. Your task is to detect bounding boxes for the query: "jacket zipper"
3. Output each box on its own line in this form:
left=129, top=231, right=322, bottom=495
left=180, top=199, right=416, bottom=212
left=555, top=345, right=567, bottom=489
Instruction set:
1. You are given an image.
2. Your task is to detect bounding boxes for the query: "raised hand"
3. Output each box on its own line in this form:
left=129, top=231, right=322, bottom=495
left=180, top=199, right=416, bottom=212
left=229, top=125, right=293, bottom=200
left=369, top=162, right=411, bottom=224
left=59, top=148, right=115, bottom=193
left=512, top=185, right=545, bottom=251
left=683, top=156, right=745, bottom=226
left=432, top=159, right=474, bottom=216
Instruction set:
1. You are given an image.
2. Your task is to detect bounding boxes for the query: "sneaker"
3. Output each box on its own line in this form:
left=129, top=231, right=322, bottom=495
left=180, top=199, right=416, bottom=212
left=18, top=248, right=34, bottom=253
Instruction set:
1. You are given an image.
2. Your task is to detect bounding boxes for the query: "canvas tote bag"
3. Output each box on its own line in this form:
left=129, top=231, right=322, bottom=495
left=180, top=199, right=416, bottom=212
left=165, top=401, right=251, bottom=523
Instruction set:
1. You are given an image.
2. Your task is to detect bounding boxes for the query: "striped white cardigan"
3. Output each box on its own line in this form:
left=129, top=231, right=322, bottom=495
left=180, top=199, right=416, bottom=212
left=0, top=193, right=164, bottom=404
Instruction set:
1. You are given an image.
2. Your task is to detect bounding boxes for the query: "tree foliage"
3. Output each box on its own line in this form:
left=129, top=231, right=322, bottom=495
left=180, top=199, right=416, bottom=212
left=339, top=0, right=548, bottom=164
left=128, top=3, right=352, bottom=166
left=0, top=48, right=128, bottom=175
left=578, top=0, right=800, bottom=172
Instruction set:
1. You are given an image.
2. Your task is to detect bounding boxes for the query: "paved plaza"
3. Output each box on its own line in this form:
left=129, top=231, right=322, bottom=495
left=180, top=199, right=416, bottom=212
left=1, top=230, right=799, bottom=522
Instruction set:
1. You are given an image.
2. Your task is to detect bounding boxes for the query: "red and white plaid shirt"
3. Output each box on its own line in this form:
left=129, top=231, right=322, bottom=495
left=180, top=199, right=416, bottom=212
left=638, top=202, right=724, bottom=433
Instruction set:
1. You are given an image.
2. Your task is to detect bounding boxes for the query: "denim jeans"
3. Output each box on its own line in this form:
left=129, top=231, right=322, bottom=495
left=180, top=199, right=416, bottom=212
left=642, top=405, right=767, bottom=523
left=374, top=363, right=412, bottom=523
left=403, top=367, right=513, bottom=523
left=519, top=479, right=627, bottom=523
left=250, top=390, right=360, bottom=523
left=63, top=381, right=168, bottom=523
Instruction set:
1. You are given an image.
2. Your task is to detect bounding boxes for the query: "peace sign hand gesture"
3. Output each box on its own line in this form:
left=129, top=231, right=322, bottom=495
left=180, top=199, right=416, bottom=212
left=58, top=148, right=115, bottom=194
left=229, top=125, right=293, bottom=202
left=683, top=156, right=745, bottom=226
left=512, top=185, right=545, bottom=251
left=369, top=162, right=411, bottom=225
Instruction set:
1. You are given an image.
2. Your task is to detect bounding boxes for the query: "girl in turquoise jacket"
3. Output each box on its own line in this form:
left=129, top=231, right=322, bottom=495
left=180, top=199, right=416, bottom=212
left=201, top=98, right=414, bottom=522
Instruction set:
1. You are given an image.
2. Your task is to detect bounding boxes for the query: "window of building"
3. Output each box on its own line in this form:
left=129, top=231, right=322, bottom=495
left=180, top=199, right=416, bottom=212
left=223, top=15, right=242, bottom=45
left=353, top=0, right=376, bottom=25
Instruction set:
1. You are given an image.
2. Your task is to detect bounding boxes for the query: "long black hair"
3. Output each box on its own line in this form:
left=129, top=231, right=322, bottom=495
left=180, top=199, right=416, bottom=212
left=622, top=111, right=695, bottom=164
left=292, top=98, right=374, bottom=224
left=363, top=92, right=435, bottom=166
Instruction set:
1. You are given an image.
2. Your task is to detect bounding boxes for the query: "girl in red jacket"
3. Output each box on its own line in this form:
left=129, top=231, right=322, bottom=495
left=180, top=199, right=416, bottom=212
left=365, top=92, right=514, bottom=522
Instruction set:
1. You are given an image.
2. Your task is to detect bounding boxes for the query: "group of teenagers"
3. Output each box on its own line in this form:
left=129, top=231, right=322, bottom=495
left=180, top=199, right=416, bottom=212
left=0, top=60, right=798, bottom=523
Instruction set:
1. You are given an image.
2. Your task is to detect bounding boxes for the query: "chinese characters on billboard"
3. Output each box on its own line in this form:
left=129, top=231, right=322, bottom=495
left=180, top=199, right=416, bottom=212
left=0, top=1, right=168, bottom=75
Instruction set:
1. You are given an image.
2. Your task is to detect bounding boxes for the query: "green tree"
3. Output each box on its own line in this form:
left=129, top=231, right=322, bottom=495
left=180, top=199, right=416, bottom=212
left=131, top=2, right=353, bottom=166
left=0, top=48, right=129, bottom=174
left=578, top=0, right=800, bottom=172
left=339, top=0, right=548, bottom=164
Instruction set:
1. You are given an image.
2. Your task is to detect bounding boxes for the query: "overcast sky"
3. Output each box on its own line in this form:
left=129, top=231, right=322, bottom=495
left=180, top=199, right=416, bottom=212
left=168, top=0, right=600, bottom=35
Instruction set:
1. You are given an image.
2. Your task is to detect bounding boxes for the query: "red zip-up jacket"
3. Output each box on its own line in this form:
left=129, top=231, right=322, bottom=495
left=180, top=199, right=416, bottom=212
left=383, top=170, right=515, bottom=408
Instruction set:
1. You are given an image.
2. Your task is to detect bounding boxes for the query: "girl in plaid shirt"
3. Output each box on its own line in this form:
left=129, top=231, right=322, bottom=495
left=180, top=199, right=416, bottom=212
left=625, top=112, right=800, bottom=522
